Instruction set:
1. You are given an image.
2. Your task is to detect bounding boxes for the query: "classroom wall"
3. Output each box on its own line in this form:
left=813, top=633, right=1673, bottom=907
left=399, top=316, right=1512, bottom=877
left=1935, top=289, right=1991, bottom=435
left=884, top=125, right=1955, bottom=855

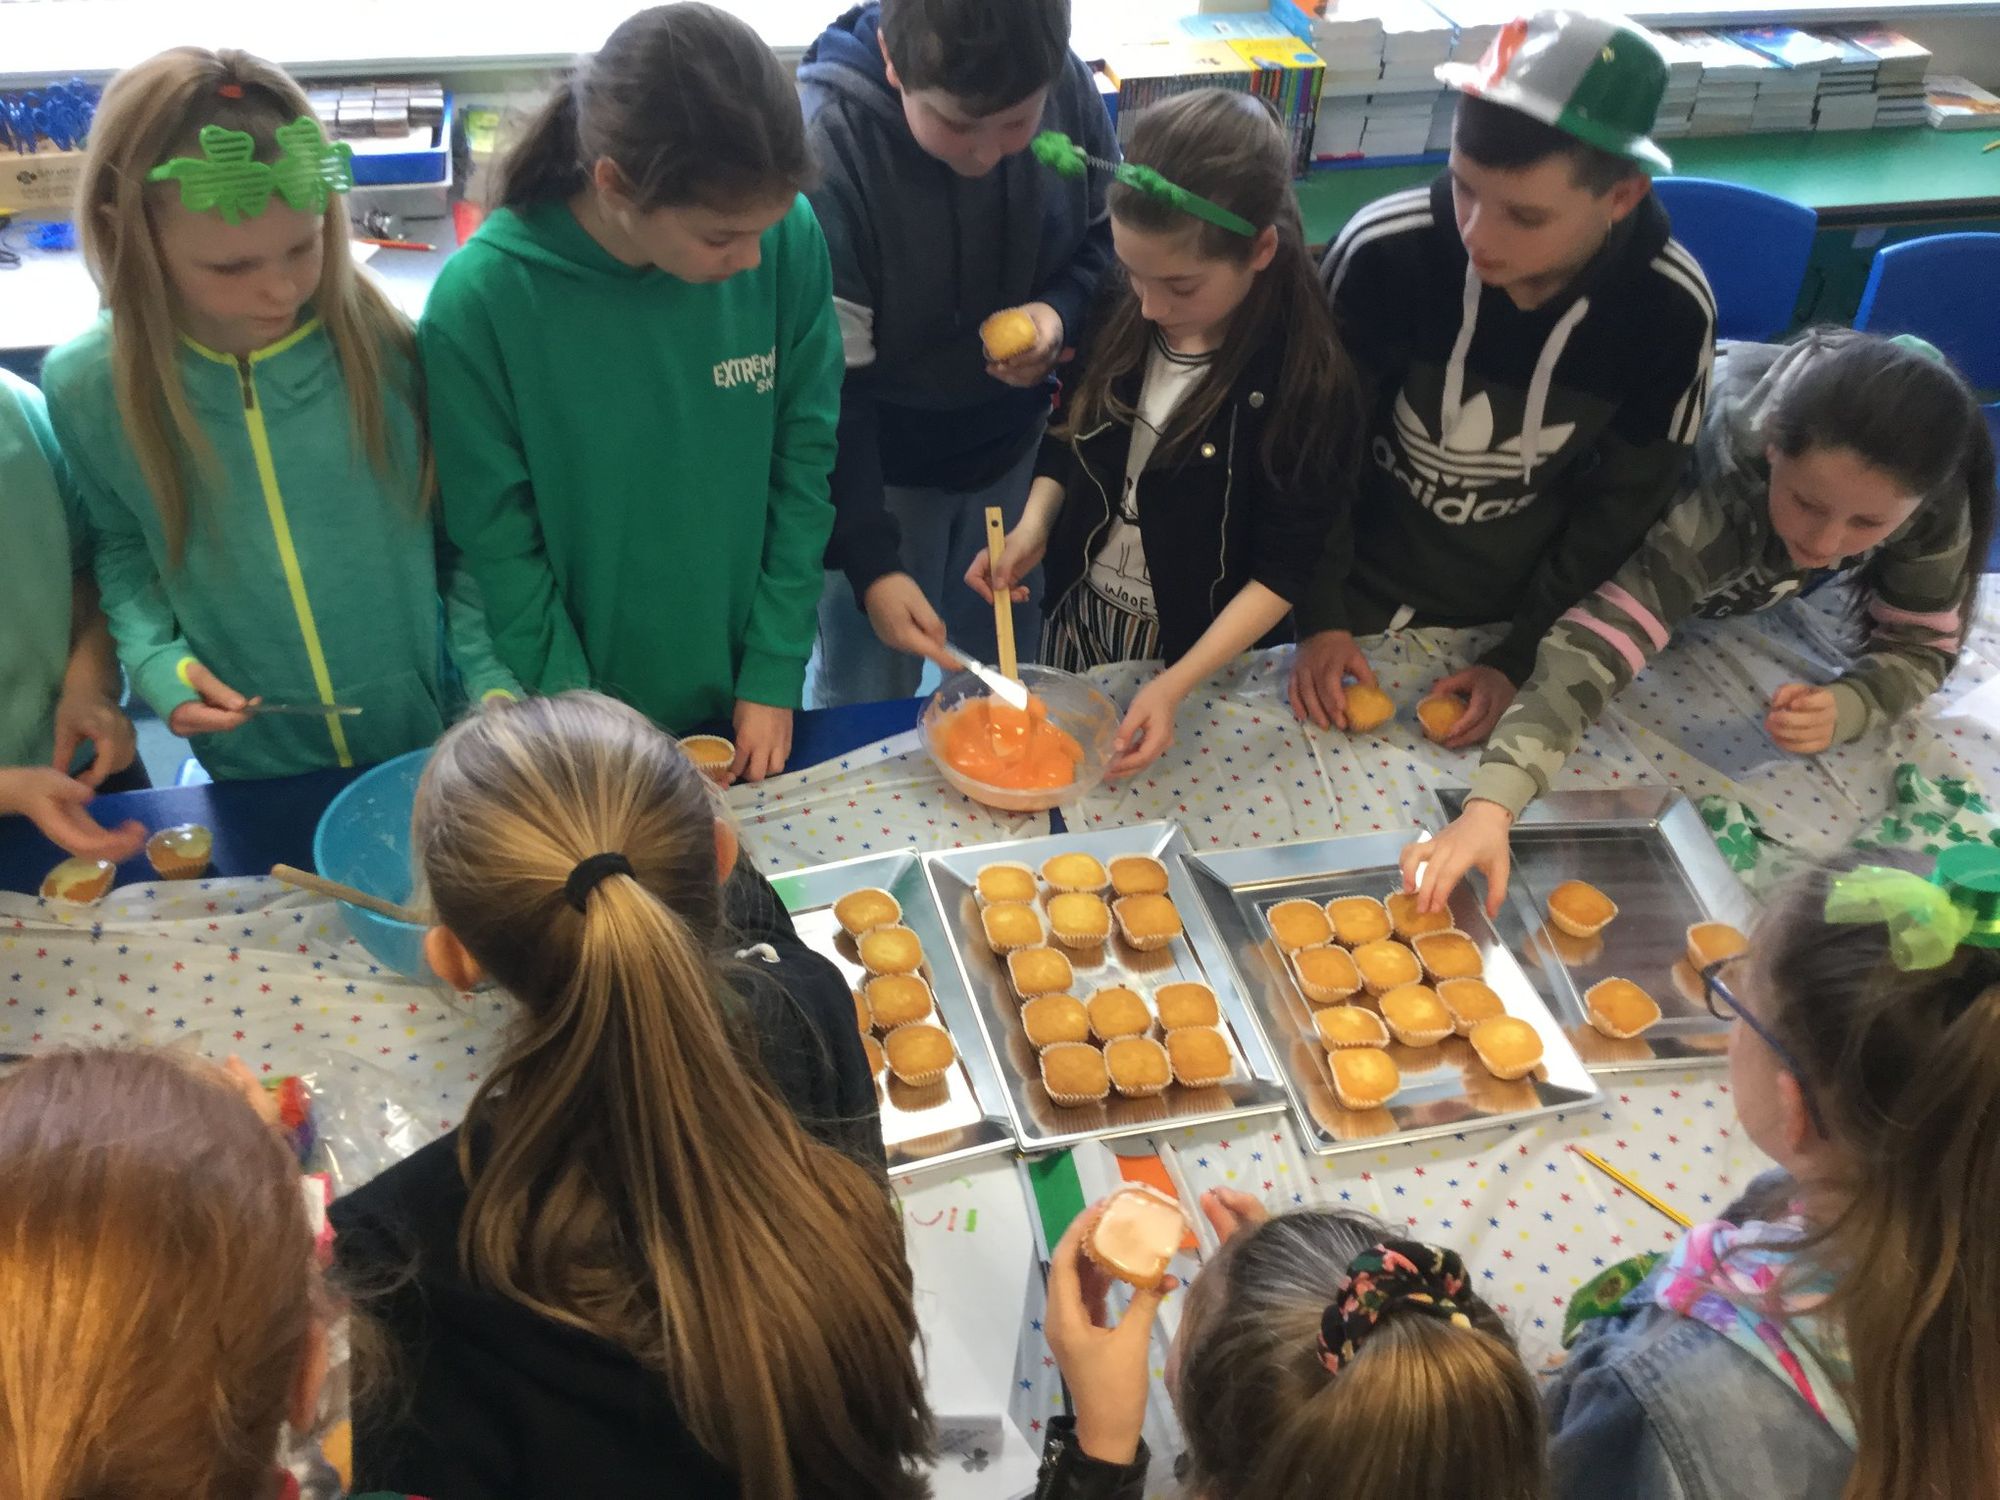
left=1897, top=15, right=2000, bottom=82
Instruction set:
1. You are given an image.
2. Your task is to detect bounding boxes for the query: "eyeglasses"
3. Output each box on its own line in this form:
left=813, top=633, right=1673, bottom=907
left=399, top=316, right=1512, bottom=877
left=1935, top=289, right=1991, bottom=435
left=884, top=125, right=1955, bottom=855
left=1700, top=958, right=1830, bottom=1140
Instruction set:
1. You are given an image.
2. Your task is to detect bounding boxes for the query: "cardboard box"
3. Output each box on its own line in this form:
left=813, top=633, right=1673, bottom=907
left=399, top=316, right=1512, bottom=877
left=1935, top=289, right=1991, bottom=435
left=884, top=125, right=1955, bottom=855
left=0, top=146, right=86, bottom=218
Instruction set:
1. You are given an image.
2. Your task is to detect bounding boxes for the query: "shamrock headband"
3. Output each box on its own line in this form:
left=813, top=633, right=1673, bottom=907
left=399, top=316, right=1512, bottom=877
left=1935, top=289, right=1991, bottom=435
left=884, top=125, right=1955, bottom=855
left=1825, top=846, right=2000, bottom=971
left=1316, top=1239, right=1474, bottom=1376
left=1030, top=131, right=1257, bottom=238
left=146, top=116, right=354, bottom=225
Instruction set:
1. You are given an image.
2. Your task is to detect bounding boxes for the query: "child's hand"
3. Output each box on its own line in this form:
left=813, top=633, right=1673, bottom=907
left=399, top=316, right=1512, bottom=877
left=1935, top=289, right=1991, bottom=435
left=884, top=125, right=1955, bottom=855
left=1766, top=683, right=1838, bottom=755
left=1044, top=1204, right=1175, bottom=1466
left=1429, top=664, right=1516, bottom=748
left=0, top=765, right=146, bottom=862
left=732, top=701, right=793, bottom=783
left=1108, top=676, right=1184, bottom=779
left=52, top=689, right=136, bottom=788
left=1200, top=1186, right=1270, bottom=1246
left=984, top=302, right=1065, bottom=388
left=1399, top=799, right=1514, bottom=917
left=963, top=520, right=1048, bottom=606
left=168, top=662, right=259, bottom=736
left=1287, top=630, right=1376, bottom=730
left=862, top=573, right=950, bottom=665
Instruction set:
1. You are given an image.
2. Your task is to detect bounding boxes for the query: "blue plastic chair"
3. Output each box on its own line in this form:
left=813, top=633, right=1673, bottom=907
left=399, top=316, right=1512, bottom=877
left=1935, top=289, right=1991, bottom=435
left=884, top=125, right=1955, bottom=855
left=1854, top=232, right=2000, bottom=391
left=1653, top=177, right=1818, bottom=343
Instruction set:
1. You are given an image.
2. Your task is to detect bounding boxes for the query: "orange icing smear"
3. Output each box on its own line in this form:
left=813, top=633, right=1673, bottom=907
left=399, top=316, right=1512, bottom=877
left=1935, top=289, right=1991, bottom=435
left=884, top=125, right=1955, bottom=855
left=938, top=695, right=1084, bottom=790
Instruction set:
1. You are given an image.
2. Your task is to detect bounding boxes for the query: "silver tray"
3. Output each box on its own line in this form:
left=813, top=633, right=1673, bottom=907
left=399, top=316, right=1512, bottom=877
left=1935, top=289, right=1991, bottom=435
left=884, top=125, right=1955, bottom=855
left=1440, top=788, right=1755, bottom=1072
left=1182, top=832, right=1601, bottom=1156
left=770, top=850, right=1017, bottom=1174
left=922, top=822, right=1290, bottom=1153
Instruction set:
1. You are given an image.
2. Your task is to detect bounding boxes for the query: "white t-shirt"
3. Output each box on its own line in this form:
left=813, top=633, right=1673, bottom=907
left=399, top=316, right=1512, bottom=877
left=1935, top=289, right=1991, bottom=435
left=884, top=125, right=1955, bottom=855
left=1084, top=332, right=1215, bottom=621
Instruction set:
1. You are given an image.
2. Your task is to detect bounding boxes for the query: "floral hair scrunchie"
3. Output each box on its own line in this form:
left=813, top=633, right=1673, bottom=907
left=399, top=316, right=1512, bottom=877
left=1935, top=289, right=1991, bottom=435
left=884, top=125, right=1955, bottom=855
left=1317, top=1239, right=1474, bottom=1375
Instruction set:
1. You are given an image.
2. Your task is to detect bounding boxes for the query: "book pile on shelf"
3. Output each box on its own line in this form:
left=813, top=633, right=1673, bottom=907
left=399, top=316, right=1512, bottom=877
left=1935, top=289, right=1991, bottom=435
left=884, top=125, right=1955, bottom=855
left=1272, top=0, right=1455, bottom=163
left=1925, top=75, right=2000, bottom=131
left=1837, top=26, right=1932, bottom=128
left=1727, top=26, right=1824, bottom=132
left=1643, top=27, right=1705, bottom=140
left=1653, top=25, right=1934, bottom=139
left=1670, top=31, right=1767, bottom=137
left=1099, top=19, right=1327, bottom=174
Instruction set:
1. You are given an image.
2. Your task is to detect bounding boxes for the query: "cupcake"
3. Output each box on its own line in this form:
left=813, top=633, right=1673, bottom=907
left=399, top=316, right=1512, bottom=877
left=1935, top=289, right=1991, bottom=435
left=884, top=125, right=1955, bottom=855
left=1007, top=946, right=1075, bottom=1000
left=975, top=862, right=1040, bottom=906
left=864, top=974, right=934, bottom=1030
left=1326, top=895, right=1392, bottom=947
left=858, top=925, right=925, bottom=976
left=1105, top=1036, right=1172, bottom=1098
left=1412, top=929, right=1483, bottom=983
left=1343, top=683, right=1395, bottom=733
left=1041, top=852, right=1110, bottom=893
left=1021, top=994, right=1091, bottom=1050
left=1352, top=939, right=1422, bottom=996
left=980, top=306, right=1039, bottom=362
left=980, top=901, right=1046, bottom=954
left=1048, top=892, right=1113, bottom=949
left=1113, top=894, right=1182, bottom=951
left=1547, top=879, right=1618, bottom=938
left=1084, top=1183, right=1189, bottom=1288
left=40, top=856, right=115, bottom=906
left=1086, top=986, right=1152, bottom=1042
left=1328, top=1048, right=1401, bottom=1111
left=835, top=886, right=903, bottom=937
left=1315, top=1004, right=1391, bottom=1050
left=1107, top=854, right=1170, bottom=898
left=1040, top=1042, right=1112, bottom=1106
left=1166, top=1026, right=1233, bottom=1086
left=884, top=1023, right=955, bottom=1087
left=1686, top=922, right=1748, bottom=971
left=1437, top=978, right=1507, bottom=1035
left=1155, top=981, right=1220, bottom=1031
left=1379, top=984, right=1454, bottom=1047
left=1292, top=944, right=1362, bottom=1005
left=1416, top=694, right=1467, bottom=742
left=1585, top=978, right=1663, bottom=1039
left=677, top=734, right=736, bottom=785
left=145, top=823, right=212, bottom=880
left=1385, top=891, right=1454, bottom=940
left=862, top=1034, right=886, bottom=1075
left=851, top=989, right=871, bottom=1033
left=1469, top=1016, right=1545, bottom=1081
left=1267, top=898, right=1333, bottom=953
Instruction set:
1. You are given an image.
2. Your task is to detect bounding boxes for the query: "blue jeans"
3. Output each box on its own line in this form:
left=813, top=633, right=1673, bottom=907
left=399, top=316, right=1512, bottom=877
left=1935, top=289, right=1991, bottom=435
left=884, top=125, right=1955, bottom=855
left=809, top=440, right=1045, bottom=707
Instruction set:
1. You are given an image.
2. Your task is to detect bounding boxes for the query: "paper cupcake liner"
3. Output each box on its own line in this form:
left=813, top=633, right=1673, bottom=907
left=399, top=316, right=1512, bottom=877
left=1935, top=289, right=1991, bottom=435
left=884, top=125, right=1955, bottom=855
left=1040, top=858, right=1111, bottom=894
left=1049, top=922, right=1111, bottom=950
left=980, top=907, right=1047, bottom=954
left=1585, top=980, right=1662, bottom=1040
left=882, top=1024, right=953, bottom=1089
left=1413, top=928, right=1485, bottom=983
left=1040, top=1044, right=1112, bottom=1106
left=1080, top=1184, right=1186, bottom=1288
left=835, top=890, right=904, bottom=937
left=973, top=861, right=1040, bottom=908
left=1165, top=1031, right=1235, bottom=1087
left=1478, top=1052, right=1543, bottom=1081
left=1106, top=855, right=1172, bottom=899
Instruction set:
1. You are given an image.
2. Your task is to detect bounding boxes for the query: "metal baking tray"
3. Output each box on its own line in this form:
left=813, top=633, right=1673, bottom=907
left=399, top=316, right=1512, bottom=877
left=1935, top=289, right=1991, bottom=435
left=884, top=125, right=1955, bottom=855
left=921, top=822, right=1289, bottom=1153
left=1182, top=832, right=1601, bottom=1156
left=1439, top=788, right=1755, bottom=1072
left=771, top=850, right=1017, bottom=1174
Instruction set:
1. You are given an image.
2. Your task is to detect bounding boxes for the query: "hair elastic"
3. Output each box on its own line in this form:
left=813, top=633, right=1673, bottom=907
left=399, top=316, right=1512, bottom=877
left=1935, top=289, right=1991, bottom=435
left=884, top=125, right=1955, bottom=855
left=1030, top=130, right=1257, bottom=238
left=145, top=115, right=353, bottom=225
left=565, top=852, right=635, bottom=912
left=1316, top=1239, right=1473, bottom=1376
left=218, top=82, right=246, bottom=99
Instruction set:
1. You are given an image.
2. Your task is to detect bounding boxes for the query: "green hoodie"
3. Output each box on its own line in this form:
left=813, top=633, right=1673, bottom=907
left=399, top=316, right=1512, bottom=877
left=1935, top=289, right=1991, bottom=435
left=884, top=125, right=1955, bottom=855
left=41, top=317, right=519, bottom=781
left=419, top=195, right=841, bottom=730
left=0, top=368, right=81, bottom=771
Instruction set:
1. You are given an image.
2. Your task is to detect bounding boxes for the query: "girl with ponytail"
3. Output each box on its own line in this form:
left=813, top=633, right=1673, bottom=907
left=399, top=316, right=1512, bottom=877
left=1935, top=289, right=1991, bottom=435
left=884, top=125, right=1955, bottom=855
left=331, top=691, right=932, bottom=1498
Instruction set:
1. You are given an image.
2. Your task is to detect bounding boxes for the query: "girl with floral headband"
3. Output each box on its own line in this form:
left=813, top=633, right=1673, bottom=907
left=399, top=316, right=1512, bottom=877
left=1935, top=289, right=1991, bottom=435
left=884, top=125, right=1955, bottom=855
left=1039, top=1188, right=1545, bottom=1499
left=42, top=47, right=516, bottom=781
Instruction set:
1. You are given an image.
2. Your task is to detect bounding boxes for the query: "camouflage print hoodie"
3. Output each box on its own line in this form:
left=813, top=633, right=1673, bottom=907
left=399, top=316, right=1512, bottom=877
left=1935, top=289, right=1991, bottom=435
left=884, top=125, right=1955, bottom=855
left=1471, top=337, right=1972, bottom=816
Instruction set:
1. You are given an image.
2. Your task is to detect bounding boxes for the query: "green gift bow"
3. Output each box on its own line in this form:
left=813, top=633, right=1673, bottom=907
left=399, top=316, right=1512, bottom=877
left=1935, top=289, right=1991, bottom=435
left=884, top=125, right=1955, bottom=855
left=1030, top=131, right=1258, bottom=238
left=1825, top=847, right=2000, bottom=969
left=147, top=117, right=354, bottom=225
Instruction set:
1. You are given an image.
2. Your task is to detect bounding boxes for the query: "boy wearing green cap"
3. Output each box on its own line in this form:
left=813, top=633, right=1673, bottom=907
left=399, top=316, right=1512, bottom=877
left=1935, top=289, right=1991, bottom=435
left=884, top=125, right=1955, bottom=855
left=1290, top=10, right=1716, bottom=748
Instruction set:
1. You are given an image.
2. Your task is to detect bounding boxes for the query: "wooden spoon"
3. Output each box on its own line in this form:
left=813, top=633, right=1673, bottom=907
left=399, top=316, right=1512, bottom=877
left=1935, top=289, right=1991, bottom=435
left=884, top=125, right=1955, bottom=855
left=271, top=863, right=424, bottom=925
left=981, top=506, right=1033, bottom=758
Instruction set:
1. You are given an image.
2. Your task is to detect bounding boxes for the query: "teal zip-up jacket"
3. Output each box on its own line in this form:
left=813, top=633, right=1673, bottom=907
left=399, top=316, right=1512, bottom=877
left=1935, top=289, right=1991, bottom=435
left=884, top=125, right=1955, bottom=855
left=41, top=316, right=518, bottom=781
left=0, top=368, right=83, bottom=770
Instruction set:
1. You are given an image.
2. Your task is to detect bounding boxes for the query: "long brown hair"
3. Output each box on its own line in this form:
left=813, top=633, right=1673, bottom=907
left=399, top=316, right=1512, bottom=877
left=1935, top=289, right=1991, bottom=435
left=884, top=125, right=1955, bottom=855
left=76, top=47, right=417, bottom=566
left=0, top=1048, right=318, bottom=1500
left=1059, top=89, right=1362, bottom=495
left=499, top=3, right=813, bottom=211
left=1752, top=853, right=2000, bottom=1499
left=415, top=692, right=932, bottom=1499
left=1173, top=1209, right=1546, bottom=1500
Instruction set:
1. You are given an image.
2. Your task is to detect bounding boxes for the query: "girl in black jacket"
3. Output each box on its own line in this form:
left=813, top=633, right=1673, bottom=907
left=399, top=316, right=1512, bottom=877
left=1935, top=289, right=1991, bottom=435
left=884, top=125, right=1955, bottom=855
left=968, top=89, right=1363, bottom=777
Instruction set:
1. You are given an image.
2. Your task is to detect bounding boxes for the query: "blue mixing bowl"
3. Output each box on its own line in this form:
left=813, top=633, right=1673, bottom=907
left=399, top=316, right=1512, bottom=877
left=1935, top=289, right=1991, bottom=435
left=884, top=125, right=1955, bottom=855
left=312, top=748, right=433, bottom=981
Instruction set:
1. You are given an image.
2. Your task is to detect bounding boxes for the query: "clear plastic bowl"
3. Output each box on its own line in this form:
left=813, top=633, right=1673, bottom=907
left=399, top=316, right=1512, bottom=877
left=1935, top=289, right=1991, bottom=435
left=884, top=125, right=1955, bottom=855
left=920, top=664, right=1120, bottom=813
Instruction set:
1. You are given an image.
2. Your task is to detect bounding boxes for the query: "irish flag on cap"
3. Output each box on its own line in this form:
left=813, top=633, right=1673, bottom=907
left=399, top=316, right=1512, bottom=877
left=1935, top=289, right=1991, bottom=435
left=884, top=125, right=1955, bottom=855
left=1437, top=9, right=1671, bottom=171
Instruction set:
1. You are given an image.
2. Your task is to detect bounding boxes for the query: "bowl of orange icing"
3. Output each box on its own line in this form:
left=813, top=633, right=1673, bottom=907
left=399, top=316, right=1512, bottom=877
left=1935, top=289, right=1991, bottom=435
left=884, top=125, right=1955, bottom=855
left=920, top=664, right=1119, bottom=813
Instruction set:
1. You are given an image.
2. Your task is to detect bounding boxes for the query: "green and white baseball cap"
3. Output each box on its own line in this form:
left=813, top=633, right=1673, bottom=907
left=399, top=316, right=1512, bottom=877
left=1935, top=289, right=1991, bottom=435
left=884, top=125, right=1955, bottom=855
left=1437, top=9, right=1671, bottom=171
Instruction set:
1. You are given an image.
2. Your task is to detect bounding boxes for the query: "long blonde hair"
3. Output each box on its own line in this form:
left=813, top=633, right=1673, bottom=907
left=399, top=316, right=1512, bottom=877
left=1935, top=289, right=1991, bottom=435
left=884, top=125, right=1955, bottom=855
left=415, top=692, right=932, bottom=1499
left=76, top=47, right=417, bottom=565
left=0, top=1048, right=318, bottom=1500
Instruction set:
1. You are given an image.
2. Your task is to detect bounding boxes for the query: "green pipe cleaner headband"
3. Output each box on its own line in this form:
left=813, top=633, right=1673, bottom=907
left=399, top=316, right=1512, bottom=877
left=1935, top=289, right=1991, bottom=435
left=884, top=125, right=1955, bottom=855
left=1031, top=131, right=1257, bottom=238
left=1825, top=846, right=2000, bottom=970
left=146, top=116, right=354, bottom=225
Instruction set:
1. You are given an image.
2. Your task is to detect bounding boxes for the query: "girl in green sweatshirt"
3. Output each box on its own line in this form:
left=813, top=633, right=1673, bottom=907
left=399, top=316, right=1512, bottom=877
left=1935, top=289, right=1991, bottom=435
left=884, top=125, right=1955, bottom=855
left=42, top=48, right=517, bottom=784
left=422, top=3, right=843, bottom=782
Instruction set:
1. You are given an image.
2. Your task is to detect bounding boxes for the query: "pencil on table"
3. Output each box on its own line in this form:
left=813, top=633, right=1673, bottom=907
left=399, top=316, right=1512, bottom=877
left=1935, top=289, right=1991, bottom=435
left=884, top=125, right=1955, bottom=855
left=1570, top=1145, right=1693, bottom=1229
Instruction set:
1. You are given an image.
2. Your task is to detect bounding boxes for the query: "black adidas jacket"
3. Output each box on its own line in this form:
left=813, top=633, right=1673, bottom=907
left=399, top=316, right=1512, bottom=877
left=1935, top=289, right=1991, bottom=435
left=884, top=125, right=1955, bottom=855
left=1299, top=174, right=1716, bottom=682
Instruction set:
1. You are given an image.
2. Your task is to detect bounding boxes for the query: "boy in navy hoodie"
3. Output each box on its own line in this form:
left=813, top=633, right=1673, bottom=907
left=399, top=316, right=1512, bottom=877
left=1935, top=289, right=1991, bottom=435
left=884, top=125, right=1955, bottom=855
left=801, top=0, right=1119, bottom=705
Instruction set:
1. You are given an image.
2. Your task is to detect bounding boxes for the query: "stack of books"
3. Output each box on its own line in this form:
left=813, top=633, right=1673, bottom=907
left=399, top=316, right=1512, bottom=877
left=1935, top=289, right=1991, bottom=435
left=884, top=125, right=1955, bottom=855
left=1724, top=27, right=1825, bottom=133
left=1671, top=30, right=1767, bottom=137
left=1276, top=0, right=1454, bottom=163
left=1836, top=26, right=1933, bottom=128
left=1101, top=21, right=1327, bottom=175
left=1644, top=27, right=1706, bottom=140
left=1925, top=74, right=2000, bottom=131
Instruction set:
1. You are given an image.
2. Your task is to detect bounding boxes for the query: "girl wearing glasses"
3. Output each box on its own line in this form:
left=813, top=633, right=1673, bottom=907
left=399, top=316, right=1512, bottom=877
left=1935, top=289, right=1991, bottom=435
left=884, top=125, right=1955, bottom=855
left=1544, top=849, right=2000, bottom=1500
